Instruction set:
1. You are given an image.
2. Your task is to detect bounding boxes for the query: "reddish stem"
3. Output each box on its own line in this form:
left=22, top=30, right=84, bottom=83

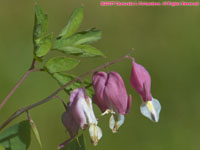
left=0, top=59, right=40, bottom=110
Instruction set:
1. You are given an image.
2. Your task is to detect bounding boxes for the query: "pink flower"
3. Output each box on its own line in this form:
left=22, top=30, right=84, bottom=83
left=130, top=60, right=161, bottom=122
left=92, top=71, right=132, bottom=132
left=59, top=88, right=102, bottom=149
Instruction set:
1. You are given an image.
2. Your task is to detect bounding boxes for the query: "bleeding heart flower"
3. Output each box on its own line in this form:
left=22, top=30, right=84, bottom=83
left=58, top=88, right=102, bottom=149
left=130, top=59, right=161, bottom=122
left=92, top=71, right=132, bottom=133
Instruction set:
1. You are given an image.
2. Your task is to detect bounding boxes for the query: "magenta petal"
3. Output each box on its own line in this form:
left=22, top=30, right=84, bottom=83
left=92, top=72, right=110, bottom=112
left=93, top=71, right=132, bottom=115
left=70, top=101, right=88, bottom=129
left=61, top=88, right=101, bottom=146
left=125, top=95, right=132, bottom=113
left=68, top=88, right=88, bottom=129
left=69, top=88, right=85, bottom=104
left=130, top=61, right=152, bottom=101
left=92, top=95, right=108, bottom=113
left=62, top=111, right=79, bottom=138
left=104, top=72, right=130, bottom=115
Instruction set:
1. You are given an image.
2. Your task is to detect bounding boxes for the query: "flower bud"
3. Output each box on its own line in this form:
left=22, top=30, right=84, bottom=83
left=59, top=88, right=102, bottom=149
left=130, top=60, right=161, bottom=122
left=93, top=71, right=132, bottom=132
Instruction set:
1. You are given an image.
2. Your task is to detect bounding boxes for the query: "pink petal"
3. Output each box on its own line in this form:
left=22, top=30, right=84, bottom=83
left=69, top=88, right=85, bottom=104
left=92, top=72, right=110, bottom=112
left=62, top=111, right=79, bottom=138
left=104, top=72, right=130, bottom=115
left=130, top=61, right=152, bottom=101
left=125, top=95, right=132, bottom=113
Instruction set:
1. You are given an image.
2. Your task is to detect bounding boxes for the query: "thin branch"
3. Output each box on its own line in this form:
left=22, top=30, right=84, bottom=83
left=26, top=111, right=31, bottom=121
left=54, top=95, right=68, bottom=111
left=29, top=58, right=36, bottom=70
left=0, top=52, right=132, bottom=131
left=0, top=58, right=40, bottom=110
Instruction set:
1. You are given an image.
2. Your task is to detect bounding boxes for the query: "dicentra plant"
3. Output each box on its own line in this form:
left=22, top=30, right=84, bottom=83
left=0, top=4, right=161, bottom=150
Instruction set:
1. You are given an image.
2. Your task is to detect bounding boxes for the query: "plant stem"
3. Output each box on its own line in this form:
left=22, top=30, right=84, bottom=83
left=0, top=52, right=132, bottom=131
left=0, top=59, right=40, bottom=110
left=54, top=95, right=68, bottom=111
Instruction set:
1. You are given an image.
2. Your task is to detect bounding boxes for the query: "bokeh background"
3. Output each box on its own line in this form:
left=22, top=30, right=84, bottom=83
left=0, top=0, right=200, bottom=150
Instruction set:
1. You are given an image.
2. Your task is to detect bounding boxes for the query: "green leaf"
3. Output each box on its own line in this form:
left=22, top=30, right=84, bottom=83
left=76, top=45, right=104, bottom=57
left=61, top=134, right=85, bottom=150
left=54, top=45, right=105, bottom=57
left=33, top=5, right=51, bottom=58
left=35, top=33, right=53, bottom=57
left=0, top=120, right=31, bottom=150
left=55, top=46, right=83, bottom=55
left=53, top=28, right=102, bottom=49
left=33, top=4, right=48, bottom=42
left=52, top=73, right=94, bottom=97
left=58, top=7, right=83, bottom=39
left=45, top=57, right=80, bottom=73
left=29, top=119, right=42, bottom=149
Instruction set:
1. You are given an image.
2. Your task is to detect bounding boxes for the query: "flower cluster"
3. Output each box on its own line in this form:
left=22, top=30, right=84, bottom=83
left=59, top=58, right=161, bottom=148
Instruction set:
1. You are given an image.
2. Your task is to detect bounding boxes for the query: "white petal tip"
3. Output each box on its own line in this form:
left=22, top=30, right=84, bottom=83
left=109, top=114, right=125, bottom=133
left=140, top=98, right=161, bottom=122
left=89, top=124, right=102, bottom=146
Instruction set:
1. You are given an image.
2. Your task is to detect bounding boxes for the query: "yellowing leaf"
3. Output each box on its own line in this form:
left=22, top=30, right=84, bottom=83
left=29, top=119, right=42, bottom=149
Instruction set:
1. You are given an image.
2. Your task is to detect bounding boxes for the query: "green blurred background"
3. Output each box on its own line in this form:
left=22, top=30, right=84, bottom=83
left=0, top=0, right=200, bottom=150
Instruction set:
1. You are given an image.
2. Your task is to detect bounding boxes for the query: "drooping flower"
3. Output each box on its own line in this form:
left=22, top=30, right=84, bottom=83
left=92, top=71, right=132, bottom=133
left=130, top=59, right=161, bottom=122
left=58, top=88, right=102, bottom=149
